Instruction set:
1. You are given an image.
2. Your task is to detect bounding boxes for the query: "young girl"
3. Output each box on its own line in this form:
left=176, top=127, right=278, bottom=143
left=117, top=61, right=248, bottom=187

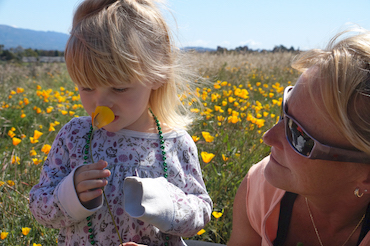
left=29, top=0, right=212, bottom=245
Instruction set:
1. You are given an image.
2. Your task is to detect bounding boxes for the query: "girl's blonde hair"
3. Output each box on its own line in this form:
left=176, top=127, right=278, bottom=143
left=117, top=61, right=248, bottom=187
left=292, top=28, right=370, bottom=155
left=65, top=0, right=195, bottom=129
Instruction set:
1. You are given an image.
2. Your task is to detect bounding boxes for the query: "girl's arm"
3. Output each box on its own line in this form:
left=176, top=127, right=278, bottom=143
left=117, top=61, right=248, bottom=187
left=123, top=133, right=212, bottom=237
left=29, top=118, right=101, bottom=228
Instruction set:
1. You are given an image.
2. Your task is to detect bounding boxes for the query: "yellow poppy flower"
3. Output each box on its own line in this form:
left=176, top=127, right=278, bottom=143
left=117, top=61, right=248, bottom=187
left=1, top=231, right=9, bottom=240
left=7, top=180, right=15, bottom=186
left=41, top=144, right=52, bottom=155
left=197, top=229, right=206, bottom=236
left=30, top=149, right=37, bottom=156
left=201, top=132, right=214, bottom=143
left=22, top=227, right=31, bottom=236
left=8, top=130, right=15, bottom=138
left=192, top=136, right=200, bottom=142
left=92, top=106, right=115, bottom=129
left=12, top=137, right=21, bottom=146
left=33, top=130, right=43, bottom=140
left=30, top=137, right=39, bottom=144
left=201, top=152, right=215, bottom=163
left=11, top=156, right=20, bottom=164
left=32, top=158, right=42, bottom=165
left=212, top=211, right=223, bottom=219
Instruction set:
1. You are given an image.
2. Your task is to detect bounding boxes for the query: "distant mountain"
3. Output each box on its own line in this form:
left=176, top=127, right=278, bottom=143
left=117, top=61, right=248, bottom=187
left=0, top=24, right=216, bottom=52
left=0, top=24, right=69, bottom=51
left=182, top=47, right=216, bottom=52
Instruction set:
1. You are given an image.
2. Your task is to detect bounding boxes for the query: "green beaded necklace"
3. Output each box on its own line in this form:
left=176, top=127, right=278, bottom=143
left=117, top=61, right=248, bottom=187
left=83, top=109, right=169, bottom=245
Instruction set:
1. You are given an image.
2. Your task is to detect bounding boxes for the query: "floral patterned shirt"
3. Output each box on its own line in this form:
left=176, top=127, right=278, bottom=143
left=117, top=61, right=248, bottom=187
left=29, top=116, right=212, bottom=246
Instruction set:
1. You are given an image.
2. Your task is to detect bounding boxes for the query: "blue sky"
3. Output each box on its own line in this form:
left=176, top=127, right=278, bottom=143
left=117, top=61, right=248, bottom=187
left=1, top=0, right=370, bottom=50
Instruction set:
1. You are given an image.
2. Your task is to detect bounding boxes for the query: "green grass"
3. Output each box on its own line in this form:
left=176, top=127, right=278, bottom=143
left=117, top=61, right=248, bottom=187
left=0, top=53, right=300, bottom=245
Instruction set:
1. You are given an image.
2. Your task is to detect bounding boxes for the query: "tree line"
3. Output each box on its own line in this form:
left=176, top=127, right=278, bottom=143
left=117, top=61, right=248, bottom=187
left=0, top=45, right=64, bottom=61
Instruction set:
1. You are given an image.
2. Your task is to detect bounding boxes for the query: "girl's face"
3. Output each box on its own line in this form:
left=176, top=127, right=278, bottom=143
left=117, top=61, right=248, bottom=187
left=78, top=80, right=157, bottom=133
left=262, top=69, right=365, bottom=197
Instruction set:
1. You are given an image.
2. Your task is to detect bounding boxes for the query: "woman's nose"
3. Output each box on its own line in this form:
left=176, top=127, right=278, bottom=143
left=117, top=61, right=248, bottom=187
left=263, top=120, right=285, bottom=150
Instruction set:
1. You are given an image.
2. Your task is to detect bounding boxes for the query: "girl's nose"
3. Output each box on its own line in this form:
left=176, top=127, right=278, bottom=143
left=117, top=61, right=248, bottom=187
left=95, top=91, right=114, bottom=108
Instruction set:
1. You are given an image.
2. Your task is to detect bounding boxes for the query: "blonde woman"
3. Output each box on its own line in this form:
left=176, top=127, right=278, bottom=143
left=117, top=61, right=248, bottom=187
left=229, top=28, right=370, bottom=246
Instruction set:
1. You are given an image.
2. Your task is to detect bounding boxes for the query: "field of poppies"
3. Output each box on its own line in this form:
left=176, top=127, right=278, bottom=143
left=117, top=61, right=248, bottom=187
left=0, top=52, right=300, bottom=245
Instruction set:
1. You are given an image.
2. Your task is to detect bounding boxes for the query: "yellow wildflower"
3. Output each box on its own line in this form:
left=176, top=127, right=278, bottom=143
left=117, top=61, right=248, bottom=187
left=201, top=152, right=215, bottom=163
left=22, top=227, right=31, bottom=236
left=212, top=211, right=223, bottom=219
left=0, top=181, right=4, bottom=187
left=1, top=231, right=9, bottom=240
left=201, top=132, right=214, bottom=142
left=7, top=180, right=15, bottom=186
left=30, top=149, right=37, bottom=156
left=30, top=137, right=39, bottom=144
left=33, top=130, right=43, bottom=140
left=222, top=154, right=229, bottom=161
left=197, top=229, right=206, bottom=236
left=12, top=137, right=21, bottom=146
left=8, top=130, right=15, bottom=138
left=32, top=158, right=42, bottom=165
left=11, top=156, right=20, bottom=164
left=41, top=144, right=52, bottom=155
left=192, top=136, right=200, bottom=142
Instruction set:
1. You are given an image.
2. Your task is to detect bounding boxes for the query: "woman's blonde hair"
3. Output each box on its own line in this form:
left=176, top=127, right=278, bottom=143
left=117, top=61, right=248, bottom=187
left=65, top=0, right=195, bottom=129
left=292, top=28, right=370, bottom=155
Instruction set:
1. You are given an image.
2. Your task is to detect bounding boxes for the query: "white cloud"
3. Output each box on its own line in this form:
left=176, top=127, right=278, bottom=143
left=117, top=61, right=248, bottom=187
left=184, top=39, right=211, bottom=47
left=239, top=39, right=262, bottom=48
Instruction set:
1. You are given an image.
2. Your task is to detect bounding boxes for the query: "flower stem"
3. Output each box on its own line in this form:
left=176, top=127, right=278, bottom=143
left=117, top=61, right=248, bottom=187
left=90, top=128, right=123, bottom=244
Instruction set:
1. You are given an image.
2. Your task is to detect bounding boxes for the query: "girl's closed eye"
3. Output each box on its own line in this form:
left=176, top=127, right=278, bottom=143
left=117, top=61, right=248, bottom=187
left=81, top=87, right=94, bottom=92
left=112, top=88, right=128, bottom=93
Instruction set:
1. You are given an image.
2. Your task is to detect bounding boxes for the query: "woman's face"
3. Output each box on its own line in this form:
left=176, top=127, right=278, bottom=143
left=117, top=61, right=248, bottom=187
left=263, top=68, right=364, bottom=197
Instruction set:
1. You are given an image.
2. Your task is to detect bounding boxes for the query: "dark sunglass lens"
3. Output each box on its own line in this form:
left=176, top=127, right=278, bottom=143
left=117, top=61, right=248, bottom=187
left=286, top=117, right=315, bottom=156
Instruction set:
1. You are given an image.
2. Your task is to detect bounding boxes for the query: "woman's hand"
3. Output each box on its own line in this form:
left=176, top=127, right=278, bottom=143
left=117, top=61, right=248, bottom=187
left=74, top=160, right=111, bottom=209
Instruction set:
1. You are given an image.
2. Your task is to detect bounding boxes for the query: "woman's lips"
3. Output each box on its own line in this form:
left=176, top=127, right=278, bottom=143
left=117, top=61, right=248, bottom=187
left=270, top=152, right=285, bottom=168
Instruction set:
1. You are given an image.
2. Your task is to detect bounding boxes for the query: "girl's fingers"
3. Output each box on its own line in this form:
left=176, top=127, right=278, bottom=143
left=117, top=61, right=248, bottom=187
left=75, top=178, right=108, bottom=195
left=75, top=168, right=110, bottom=184
left=78, top=187, right=104, bottom=203
left=74, top=160, right=110, bottom=184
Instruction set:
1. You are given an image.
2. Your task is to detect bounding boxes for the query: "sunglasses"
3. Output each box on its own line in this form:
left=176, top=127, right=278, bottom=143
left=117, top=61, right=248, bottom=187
left=280, top=86, right=370, bottom=163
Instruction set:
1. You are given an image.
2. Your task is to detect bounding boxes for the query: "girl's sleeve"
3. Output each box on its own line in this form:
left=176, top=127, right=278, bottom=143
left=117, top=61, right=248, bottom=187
left=123, top=133, right=212, bottom=237
left=29, top=119, right=102, bottom=229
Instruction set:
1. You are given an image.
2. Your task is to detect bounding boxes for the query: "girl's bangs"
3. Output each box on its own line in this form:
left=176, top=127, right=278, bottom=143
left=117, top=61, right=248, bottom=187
left=65, top=36, right=135, bottom=88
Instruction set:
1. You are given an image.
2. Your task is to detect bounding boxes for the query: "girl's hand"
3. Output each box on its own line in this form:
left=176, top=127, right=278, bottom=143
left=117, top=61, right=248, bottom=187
left=119, top=243, right=147, bottom=246
left=74, top=160, right=111, bottom=209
